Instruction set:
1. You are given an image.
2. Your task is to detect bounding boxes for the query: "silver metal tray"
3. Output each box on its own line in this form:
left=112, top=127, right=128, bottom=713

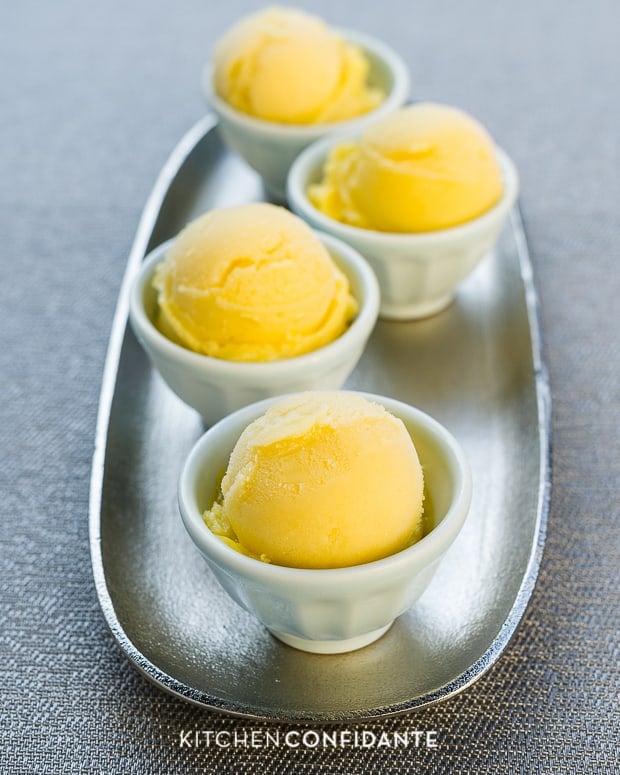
left=89, top=115, right=550, bottom=722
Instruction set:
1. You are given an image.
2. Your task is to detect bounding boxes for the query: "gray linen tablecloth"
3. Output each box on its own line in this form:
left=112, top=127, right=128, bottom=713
left=1, top=0, right=618, bottom=772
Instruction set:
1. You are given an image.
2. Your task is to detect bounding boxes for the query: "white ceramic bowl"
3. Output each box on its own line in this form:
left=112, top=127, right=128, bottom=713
left=178, top=392, right=472, bottom=654
left=202, top=29, right=410, bottom=201
left=128, top=234, right=379, bottom=426
left=287, top=136, right=519, bottom=320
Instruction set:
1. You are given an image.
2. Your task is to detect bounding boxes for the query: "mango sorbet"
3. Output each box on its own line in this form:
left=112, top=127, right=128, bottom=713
left=309, top=103, right=504, bottom=232
left=212, top=6, right=384, bottom=124
left=204, top=392, right=425, bottom=569
left=153, top=204, right=357, bottom=362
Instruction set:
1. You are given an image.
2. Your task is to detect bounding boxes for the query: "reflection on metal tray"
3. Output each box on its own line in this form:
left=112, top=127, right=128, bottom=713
left=89, top=115, right=550, bottom=722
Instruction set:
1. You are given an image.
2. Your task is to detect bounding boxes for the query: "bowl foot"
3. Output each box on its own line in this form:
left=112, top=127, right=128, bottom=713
left=262, top=180, right=287, bottom=204
left=380, top=292, right=454, bottom=321
left=269, top=623, right=392, bottom=654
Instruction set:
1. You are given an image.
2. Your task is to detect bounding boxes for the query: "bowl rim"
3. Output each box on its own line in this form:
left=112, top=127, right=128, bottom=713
left=202, top=27, right=411, bottom=139
left=287, top=136, right=520, bottom=246
left=178, top=391, right=472, bottom=584
left=128, top=231, right=380, bottom=377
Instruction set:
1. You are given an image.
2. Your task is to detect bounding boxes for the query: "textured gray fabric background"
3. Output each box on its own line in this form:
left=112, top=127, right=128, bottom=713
left=1, top=0, right=618, bottom=773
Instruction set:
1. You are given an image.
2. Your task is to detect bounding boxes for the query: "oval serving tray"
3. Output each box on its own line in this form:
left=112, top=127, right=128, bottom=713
left=89, top=115, right=550, bottom=722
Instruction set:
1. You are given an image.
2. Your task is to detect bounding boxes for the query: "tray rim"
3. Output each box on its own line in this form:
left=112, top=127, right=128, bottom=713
left=88, top=115, right=552, bottom=722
